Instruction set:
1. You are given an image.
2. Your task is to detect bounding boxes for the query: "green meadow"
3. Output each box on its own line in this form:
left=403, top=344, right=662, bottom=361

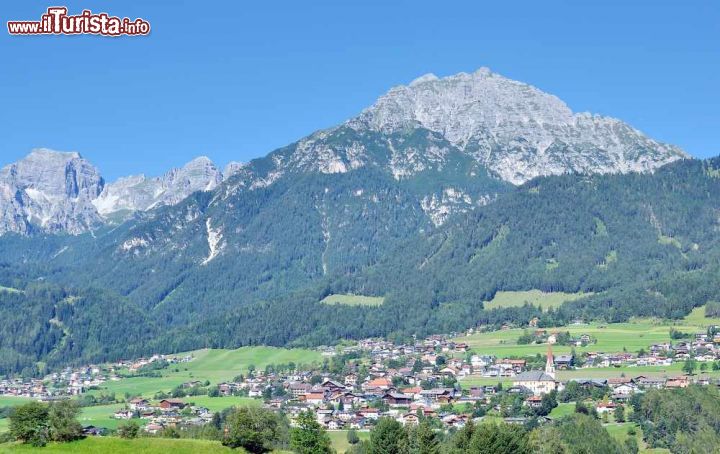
left=456, top=322, right=673, bottom=357
left=180, top=396, right=260, bottom=411
left=483, top=290, right=590, bottom=311
left=0, top=432, right=370, bottom=453
left=89, top=346, right=321, bottom=398
left=76, top=404, right=126, bottom=430
left=320, top=294, right=384, bottom=307
left=548, top=402, right=575, bottom=418
left=0, top=437, right=235, bottom=453
left=327, top=430, right=371, bottom=452
left=681, top=305, right=720, bottom=327
left=0, top=397, right=34, bottom=407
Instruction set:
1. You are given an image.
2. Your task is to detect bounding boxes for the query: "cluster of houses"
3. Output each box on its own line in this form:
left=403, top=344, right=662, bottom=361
left=113, top=397, right=213, bottom=434
left=113, top=353, right=194, bottom=373
left=0, top=354, right=194, bottom=402
left=6, top=329, right=720, bottom=434
left=0, top=365, right=106, bottom=400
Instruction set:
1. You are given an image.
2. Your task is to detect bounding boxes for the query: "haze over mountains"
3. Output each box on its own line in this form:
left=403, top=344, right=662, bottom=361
left=0, top=68, right=685, bottom=236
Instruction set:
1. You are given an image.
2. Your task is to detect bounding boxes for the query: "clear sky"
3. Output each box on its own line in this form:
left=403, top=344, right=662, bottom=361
left=2, top=0, right=718, bottom=180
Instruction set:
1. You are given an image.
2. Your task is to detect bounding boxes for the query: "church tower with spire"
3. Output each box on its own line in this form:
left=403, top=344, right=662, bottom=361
left=545, top=342, right=556, bottom=379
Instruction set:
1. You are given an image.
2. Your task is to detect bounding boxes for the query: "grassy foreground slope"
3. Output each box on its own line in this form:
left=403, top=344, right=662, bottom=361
left=0, top=437, right=235, bottom=453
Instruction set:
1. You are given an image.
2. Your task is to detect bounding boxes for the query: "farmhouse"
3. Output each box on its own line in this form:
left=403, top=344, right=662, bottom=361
left=158, top=399, right=187, bottom=410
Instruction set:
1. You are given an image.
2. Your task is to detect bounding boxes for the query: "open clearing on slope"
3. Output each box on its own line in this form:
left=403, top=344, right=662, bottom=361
left=483, top=290, right=590, bottom=311
left=681, top=305, right=720, bottom=327
left=320, top=294, right=384, bottom=307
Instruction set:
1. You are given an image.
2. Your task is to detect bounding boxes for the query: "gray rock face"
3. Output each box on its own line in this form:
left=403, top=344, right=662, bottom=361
left=350, top=67, right=687, bottom=184
left=0, top=149, right=104, bottom=234
left=0, top=151, right=226, bottom=235
left=93, top=156, right=223, bottom=216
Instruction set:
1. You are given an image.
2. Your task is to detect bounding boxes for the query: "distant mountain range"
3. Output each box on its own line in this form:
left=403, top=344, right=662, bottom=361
left=0, top=149, right=245, bottom=235
left=0, top=68, right=685, bottom=235
left=2, top=68, right=714, bottom=375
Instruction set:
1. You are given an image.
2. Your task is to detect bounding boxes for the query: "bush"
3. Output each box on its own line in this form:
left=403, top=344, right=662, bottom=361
left=48, top=400, right=83, bottom=442
left=347, top=428, right=360, bottom=445
left=117, top=420, right=140, bottom=439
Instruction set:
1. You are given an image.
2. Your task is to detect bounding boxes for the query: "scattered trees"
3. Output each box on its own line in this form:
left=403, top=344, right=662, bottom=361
left=117, top=420, right=140, bottom=439
left=8, top=400, right=83, bottom=446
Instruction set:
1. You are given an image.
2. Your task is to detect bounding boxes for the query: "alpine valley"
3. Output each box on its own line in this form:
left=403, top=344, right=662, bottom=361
left=2, top=68, right=718, bottom=376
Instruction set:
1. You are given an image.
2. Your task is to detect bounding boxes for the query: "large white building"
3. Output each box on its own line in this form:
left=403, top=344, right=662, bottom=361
left=512, top=343, right=559, bottom=395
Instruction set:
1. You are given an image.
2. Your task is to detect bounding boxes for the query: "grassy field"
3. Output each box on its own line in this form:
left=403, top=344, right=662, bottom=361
left=0, top=397, right=35, bottom=407
left=89, top=346, right=321, bottom=398
left=180, top=396, right=259, bottom=412
left=327, top=430, right=370, bottom=452
left=549, top=402, right=575, bottom=418
left=320, top=294, right=384, bottom=307
left=76, top=404, right=127, bottom=430
left=483, top=290, right=590, bottom=311
left=456, top=322, right=680, bottom=357
left=0, top=437, right=235, bottom=453
left=557, top=363, right=720, bottom=381
left=0, top=431, right=369, bottom=453
left=456, top=376, right=513, bottom=387
left=682, top=305, right=720, bottom=327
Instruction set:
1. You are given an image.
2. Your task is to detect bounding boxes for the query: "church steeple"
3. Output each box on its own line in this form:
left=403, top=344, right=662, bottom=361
left=545, top=342, right=555, bottom=379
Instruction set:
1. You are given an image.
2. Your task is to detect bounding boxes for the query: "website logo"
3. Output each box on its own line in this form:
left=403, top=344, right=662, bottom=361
left=7, top=7, right=151, bottom=36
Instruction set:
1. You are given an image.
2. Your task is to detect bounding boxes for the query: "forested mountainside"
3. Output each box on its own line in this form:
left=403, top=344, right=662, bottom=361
left=1, top=157, right=720, bottom=376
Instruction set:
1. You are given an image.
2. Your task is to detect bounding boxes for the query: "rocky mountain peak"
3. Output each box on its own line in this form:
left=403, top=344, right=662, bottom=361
left=93, top=155, right=224, bottom=216
left=0, top=148, right=104, bottom=234
left=349, top=68, right=686, bottom=184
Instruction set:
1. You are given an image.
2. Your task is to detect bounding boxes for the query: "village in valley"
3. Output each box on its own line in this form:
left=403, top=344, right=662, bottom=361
left=3, top=317, right=720, bottom=439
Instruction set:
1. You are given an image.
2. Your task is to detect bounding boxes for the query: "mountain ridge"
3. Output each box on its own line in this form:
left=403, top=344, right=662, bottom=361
left=0, top=67, right=687, bottom=236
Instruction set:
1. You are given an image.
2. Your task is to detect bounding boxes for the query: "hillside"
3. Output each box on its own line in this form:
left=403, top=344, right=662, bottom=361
left=2, top=157, right=720, bottom=373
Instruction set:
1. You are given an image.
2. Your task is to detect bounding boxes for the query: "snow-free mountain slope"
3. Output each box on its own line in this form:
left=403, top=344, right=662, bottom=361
left=351, top=67, right=687, bottom=184
left=92, top=156, right=223, bottom=215
left=0, top=148, right=104, bottom=235
left=0, top=151, right=227, bottom=234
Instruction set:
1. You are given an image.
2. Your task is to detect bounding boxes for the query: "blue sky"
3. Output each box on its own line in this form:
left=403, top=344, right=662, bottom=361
left=2, top=0, right=718, bottom=180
